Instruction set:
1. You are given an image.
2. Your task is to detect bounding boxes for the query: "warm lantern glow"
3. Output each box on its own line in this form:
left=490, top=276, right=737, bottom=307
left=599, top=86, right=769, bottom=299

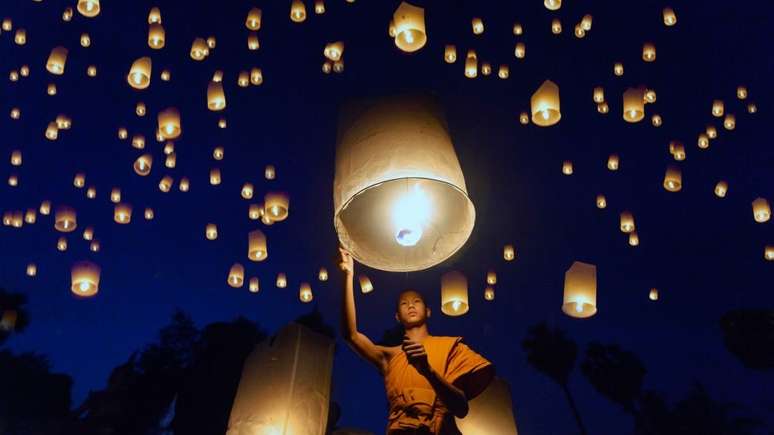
left=249, top=277, right=260, bottom=293
left=562, top=261, right=597, bottom=318
left=596, top=194, right=607, bottom=209
left=45, top=122, right=59, bottom=140
left=14, top=29, right=27, bottom=45
left=747, top=103, right=757, bottom=114
left=114, top=203, right=132, bottom=224
left=206, top=223, right=218, bottom=240
left=207, top=81, right=226, bottom=111
left=481, top=63, right=492, bottom=76
left=513, top=22, right=523, bottom=35
left=642, top=43, right=656, bottom=62
left=752, top=198, right=771, bottom=223
left=86, top=186, right=96, bottom=199
left=514, top=42, right=526, bottom=59
left=324, top=41, right=344, bottom=61
left=531, top=80, right=561, bottom=126
left=77, top=0, right=100, bottom=17
left=441, top=271, right=469, bottom=316
left=503, top=245, right=515, bottom=261
left=613, top=62, right=624, bottom=76
left=472, top=18, right=484, bottom=35
left=562, top=160, right=573, bottom=175
left=276, top=273, right=288, bottom=288
left=265, top=192, right=289, bottom=222
left=444, top=45, right=457, bottom=63
left=574, top=24, right=585, bottom=38
left=299, top=283, right=313, bottom=303
left=136, top=102, right=146, bottom=116
left=593, top=87, right=605, bottom=103
left=80, top=33, right=91, bottom=47
left=486, top=270, right=497, bottom=285
left=246, top=7, right=262, bottom=30
left=723, top=114, right=735, bottom=130
left=712, top=100, right=724, bottom=117
left=241, top=183, right=254, bottom=200
left=545, top=0, right=561, bottom=10
left=148, top=23, right=165, bottom=49
left=663, top=166, right=682, bottom=192
left=40, top=201, right=51, bottom=215
left=71, top=261, right=100, bottom=297
left=130, top=135, right=145, bottom=149
left=190, top=38, right=209, bottom=60
left=649, top=288, right=659, bottom=301
left=628, top=232, right=640, bottom=247
left=652, top=114, right=662, bottom=127
left=318, top=268, right=328, bottom=281
left=519, top=112, right=529, bottom=125
left=358, top=275, right=373, bottom=294
left=127, top=57, right=152, bottom=90
left=250, top=68, right=263, bottom=85
left=55, top=206, right=77, bottom=232
left=228, top=263, right=245, bottom=288
left=248, top=230, right=268, bottom=261
left=484, top=286, right=495, bottom=301
left=698, top=134, right=710, bottom=149
left=607, top=154, right=620, bottom=171
left=315, top=0, right=325, bottom=14
left=581, top=14, right=593, bottom=30
left=393, top=2, right=427, bottom=53
left=89, top=240, right=100, bottom=252
left=10, top=150, right=22, bottom=166
left=206, top=36, right=216, bottom=49
left=158, top=107, right=182, bottom=140
left=26, top=263, right=37, bottom=277
left=736, top=86, right=747, bottom=100
left=663, top=7, right=676, bottom=26
left=144, top=208, right=154, bottom=220
left=623, top=88, right=645, bottom=122
left=178, top=177, right=189, bottom=192
left=160, top=69, right=171, bottom=81
left=210, top=168, right=222, bottom=185
left=465, top=54, right=478, bottom=78
left=498, top=65, right=509, bottom=79
left=765, top=246, right=774, bottom=261
left=83, top=227, right=94, bottom=241
left=158, top=176, right=173, bottom=192
left=110, top=188, right=121, bottom=203
left=620, top=211, right=635, bottom=233
left=87, top=65, right=97, bottom=77
left=57, top=237, right=68, bottom=251
left=46, top=47, right=68, bottom=75
left=133, top=154, right=152, bottom=176
left=334, top=96, right=475, bottom=272
left=8, top=174, right=19, bottom=187
left=714, top=181, right=728, bottom=198
left=597, top=102, right=609, bottom=114
left=551, top=19, right=562, bottom=34
left=290, top=0, right=307, bottom=23
left=148, top=7, right=161, bottom=24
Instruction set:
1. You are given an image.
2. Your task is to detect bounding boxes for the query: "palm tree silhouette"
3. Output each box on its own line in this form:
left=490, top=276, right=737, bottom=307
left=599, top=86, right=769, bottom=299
left=580, top=342, right=646, bottom=414
left=720, top=309, right=774, bottom=371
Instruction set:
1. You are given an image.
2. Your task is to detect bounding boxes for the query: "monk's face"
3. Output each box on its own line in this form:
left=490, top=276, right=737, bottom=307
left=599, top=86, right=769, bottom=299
left=395, top=290, right=430, bottom=327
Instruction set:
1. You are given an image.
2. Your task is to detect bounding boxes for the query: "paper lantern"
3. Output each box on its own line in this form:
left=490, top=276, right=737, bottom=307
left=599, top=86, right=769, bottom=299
left=86, top=186, right=96, bottom=199
left=148, top=23, right=165, bottom=49
left=83, top=226, right=94, bottom=240
left=444, top=45, right=457, bottom=63
left=246, top=7, right=262, bottom=30
left=160, top=69, right=171, bottom=81
left=71, top=261, right=100, bottom=297
left=205, top=82, right=227, bottom=111
left=10, top=211, right=23, bottom=228
left=262, top=211, right=276, bottom=225
left=8, top=174, right=18, bottom=187
left=503, top=245, right=515, bottom=261
left=593, top=87, right=605, bottom=103
left=249, top=277, right=260, bottom=293
left=114, top=203, right=132, bottom=224
left=620, top=211, right=635, bottom=233
left=56, top=114, right=72, bottom=130
left=276, top=273, right=288, bottom=288
left=190, top=38, right=208, bottom=60
left=652, top=114, right=662, bottom=127
left=206, top=36, right=217, bottom=49
left=574, top=24, right=585, bottom=38
left=19, top=65, right=29, bottom=77
left=481, top=63, right=492, bottom=76
left=596, top=194, right=607, bottom=209
left=472, top=18, right=484, bottom=35
left=562, top=160, right=573, bottom=175
left=562, top=261, right=597, bottom=318
left=205, top=223, right=218, bottom=240
left=226, top=324, right=334, bottom=435
left=80, top=33, right=91, bottom=47
left=531, top=80, right=561, bottom=126
left=315, top=0, right=325, bottom=14
left=711, top=100, right=724, bottom=117
left=607, top=154, right=620, bottom=171
left=158, top=108, right=181, bottom=139
left=486, top=270, right=497, bottom=285
left=318, top=268, right=328, bottom=281
left=333, top=60, right=345, bottom=73
left=265, top=192, right=289, bottom=222
left=127, top=57, right=152, bottom=90
left=322, top=41, right=345, bottom=62
left=250, top=68, right=263, bottom=85
left=87, top=65, right=97, bottom=77
left=161, top=142, right=173, bottom=155
left=210, top=168, right=222, bottom=185
left=179, top=177, right=189, bottom=192
left=290, top=0, right=307, bottom=22
left=706, top=125, right=718, bottom=139
left=581, top=14, right=593, bottom=30
left=144, top=208, right=154, bottom=220
left=663, top=166, right=682, bottom=192
left=131, top=135, right=145, bottom=149
left=545, top=0, right=561, bottom=10
left=117, top=128, right=128, bottom=139
left=649, top=288, right=659, bottom=301
left=132, top=154, right=152, bottom=176
left=628, top=232, right=640, bottom=246
left=393, top=2, right=427, bottom=53
left=57, top=237, right=68, bottom=251
left=514, top=42, right=525, bottom=59
left=456, top=378, right=520, bottom=434
left=77, top=0, right=100, bottom=17
left=110, top=188, right=121, bottom=203
left=441, top=271, right=469, bottom=316
left=26, top=263, right=37, bottom=277
left=736, top=86, right=747, bottom=99
left=14, top=29, right=26, bottom=45
left=89, top=240, right=100, bottom=252
left=465, top=54, right=478, bottom=78
left=519, top=112, right=529, bottom=125
left=136, top=102, right=146, bottom=116
left=299, top=283, right=313, bottom=303
left=765, top=246, right=774, bottom=261
left=697, top=134, right=710, bottom=150
left=723, top=114, right=735, bottom=130
left=63, top=7, right=74, bottom=21
left=45, top=123, right=59, bottom=140
left=551, top=19, right=562, bottom=34
left=240, top=183, right=254, bottom=200
left=333, top=96, right=476, bottom=272
left=513, top=22, right=523, bottom=35
left=498, top=65, right=509, bottom=79
left=642, top=43, right=656, bottom=62
left=2, top=18, right=12, bottom=31
left=10, top=150, right=21, bottom=166
left=484, top=287, right=495, bottom=301
left=645, top=88, right=658, bottom=104
left=358, top=275, right=373, bottom=294
left=752, top=198, right=771, bottom=223
left=55, top=206, right=77, bottom=232
left=40, top=201, right=51, bottom=215
left=10, top=108, right=21, bottom=119
left=9, top=70, right=19, bottom=82
left=747, top=103, right=757, bottom=114
left=623, top=88, right=645, bottom=122
left=148, top=7, right=161, bottom=23
left=597, top=102, right=609, bottom=114
left=46, top=47, right=68, bottom=75
left=663, top=7, right=676, bottom=26
left=228, top=263, right=245, bottom=288
left=247, top=230, right=268, bottom=261
left=714, top=181, right=728, bottom=198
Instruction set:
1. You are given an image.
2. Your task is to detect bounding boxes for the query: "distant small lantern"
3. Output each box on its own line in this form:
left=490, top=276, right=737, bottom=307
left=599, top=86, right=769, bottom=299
left=148, top=7, right=161, bottom=24
left=2, top=18, right=12, bottom=31
left=24, top=209, right=36, bottom=224
left=87, top=65, right=97, bottom=77
left=299, top=283, right=313, bottom=303
left=158, top=176, right=173, bottom=192
left=324, top=41, right=344, bottom=61
left=249, top=204, right=263, bottom=220
left=642, top=43, right=656, bottom=62
left=10, top=150, right=22, bottom=166
left=148, top=24, right=165, bottom=49
left=736, top=86, right=747, bottom=100
left=136, top=102, right=146, bottom=116
left=513, top=22, right=523, bottom=35
left=114, top=203, right=132, bottom=224
left=163, top=142, right=174, bottom=155
left=276, top=273, right=288, bottom=288
left=498, top=65, right=509, bottom=79
left=706, top=125, right=718, bottom=139
left=160, top=69, right=171, bottom=81
left=562, top=261, right=597, bottom=318
left=663, top=7, right=676, bottom=26
left=131, top=134, right=145, bottom=149
left=581, top=14, right=593, bottom=30
left=128, top=57, right=152, bottom=90
left=712, top=100, right=724, bottom=117
left=574, top=24, right=585, bottom=38
left=210, top=168, right=222, bottom=185
left=514, top=42, right=526, bottom=59
left=596, top=194, right=607, bottom=209
left=249, top=277, right=260, bottom=293
left=290, top=0, right=307, bottom=23
left=55, top=206, right=77, bottom=232
left=206, top=36, right=216, bottom=49
left=110, top=188, right=121, bottom=203
left=57, top=237, right=68, bottom=251
left=238, top=71, right=250, bottom=87
left=73, top=173, right=86, bottom=188
left=10, top=108, right=21, bottom=119
left=213, top=147, right=224, bottom=160
left=333, top=60, right=345, bottom=73
left=86, top=186, right=96, bottom=199
left=77, top=0, right=100, bottom=17
left=40, top=201, right=51, bottom=215
left=241, top=183, right=254, bottom=200
left=484, top=286, right=495, bottom=301
left=228, top=264, right=245, bottom=288
left=388, top=20, right=396, bottom=37
left=118, top=128, right=128, bottom=139
left=8, top=174, right=18, bottom=187
left=765, top=246, right=774, bottom=261
left=551, top=19, right=562, bottom=34
left=503, top=245, right=515, bottom=261
left=56, top=114, right=72, bottom=129
left=89, top=240, right=100, bottom=252
left=663, top=166, right=682, bottom=192
left=318, top=268, right=329, bottom=281
left=747, top=103, right=757, bottom=114
left=206, top=223, right=218, bottom=240
left=144, top=208, right=154, bottom=220
left=80, top=33, right=91, bottom=47
left=14, top=29, right=27, bottom=45
left=444, top=45, right=457, bottom=63
left=246, top=7, right=262, bottom=30
left=613, top=62, right=624, bottom=77
left=649, top=288, right=659, bottom=301
left=620, top=211, right=635, bottom=233
left=472, top=18, right=484, bottom=35
left=190, top=38, right=208, bottom=60
left=597, top=102, right=609, bottom=114
left=628, top=232, right=640, bottom=247
left=212, top=70, right=224, bottom=83
left=562, top=160, right=573, bottom=175
left=531, top=80, right=561, bottom=127
left=46, top=47, right=68, bottom=75
left=45, top=123, right=59, bottom=140
left=723, top=114, right=735, bottom=130
left=63, top=7, right=74, bottom=21
left=207, top=82, right=226, bottom=111
left=9, top=70, right=19, bottom=82
left=83, top=226, right=94, bottom=240
left=315, top=0, right=325, bottom=14
left=264, top=192, right=289, bottom=222
left=698, top=134, right=709, bottom=149
left=545, top=0, right=561, bottom=10
left=248, top=230, right=268, bottom=261
left=593, top=87, right=605, bottom=103
left=481, top=63, right=492, bottom=76
left=519, top=112, right=529, bottom=125
left=247, top=33, right=260, bottom=51
left=714, top=181, right=728, bottom=198
left=359, top=275, right=373, bottom=294
left=607, top=154, right=620, bottom=171
left=250, top=68, right=263, bottom=85
left=261, top=214, right=274, bottom=226
left=752, top=198, right=771, bottom=223
left=623, top=88, right=645, bottom=122
left=19, top=65, right=29, bottom=77
left=441, top=271, right=469, bottom=316
left=134, top=154, right=152, bottom=176
left=26, top=263, right=37, bottom=277
left=71, top=261, right=100, bottom=297
left=179, top=177, right=189, bottom=192
left=486, top=270, right=497, bottom=285
left=393, top=2, right=427, bottom=53
left=464, top=54, right=478, bottom=78
left=158, top=107, right=181, bottom=139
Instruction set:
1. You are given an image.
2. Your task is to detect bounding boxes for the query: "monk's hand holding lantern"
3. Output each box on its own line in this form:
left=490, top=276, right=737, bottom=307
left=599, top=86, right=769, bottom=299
left=338, top=247, right=354, bottom=276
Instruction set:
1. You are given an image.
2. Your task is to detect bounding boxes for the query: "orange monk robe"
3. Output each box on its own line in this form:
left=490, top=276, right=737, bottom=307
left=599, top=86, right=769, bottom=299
left=384, top=336, right=494, bottom=435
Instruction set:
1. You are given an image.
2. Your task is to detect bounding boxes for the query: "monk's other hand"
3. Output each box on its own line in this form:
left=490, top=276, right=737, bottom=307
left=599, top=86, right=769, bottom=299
left=402, top=337, right=430, bottom=375
left=337, top=246, right=353, bottom=275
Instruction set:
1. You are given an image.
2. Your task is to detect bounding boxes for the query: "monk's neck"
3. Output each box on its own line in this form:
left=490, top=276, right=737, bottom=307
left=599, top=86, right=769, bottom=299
left=404, top=324, right=430, bottom=342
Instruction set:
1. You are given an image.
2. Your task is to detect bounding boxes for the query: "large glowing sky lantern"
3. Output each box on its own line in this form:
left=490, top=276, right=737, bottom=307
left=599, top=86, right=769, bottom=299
left=333, top=95, right=475, bottom=272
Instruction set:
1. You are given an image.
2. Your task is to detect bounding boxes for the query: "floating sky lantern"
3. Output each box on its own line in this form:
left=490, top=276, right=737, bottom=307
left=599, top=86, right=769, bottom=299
left=247, top=204, right=262, bottom=220
left=359, top=275, right=373, bottom=293
left=498, top=65, right=510, bottom=79
left=531, top=80, right=561, bottom=126
left=503, top=245, right=515, bottom=261
left=752, top=198, right=771, bottom=223
left=607, top=154, right=620, bottom=171
left=63, top=7, right=73, bottom=21
left=698, top=134, right=710, bottom=149
left=158, top=108, right=181, bottom=139
left=299, top=283, right=313, bottom=302
left=736, top=86, right=747, bottom=100
left=593, top=87, right=605, bottom=103
left=132, top=154, right=152, bottom=176
left=179, top=177, right=189, bottom=192
left=574, top=24, right=585, bottom=38
left=484, top=286, right=495, bottom=301
left=46, top=47, right=68, bottom=75
left=562, top=160, right=573, bottom=175
left=128, top=57, right=152, bottom=90
left=513, top=22, right=523, bottom=35
left=663, top=166, right=682, bottom=192
left=118, top=128, right=128, bottom=139
left=392, top=2, right=426, bottom=53
left=80, top=33, right=91, bottom=47
left=241, top=183, right=254, bottom=200
left=207, top=82, right=226, bottom=111
left=14, top=29, right=26, bottom=45
left=620, top=211, right=635, bottom=233
left=519, top=112, right=529, bottom=125
left=160, top=69, right=171, bottom=81
left=8, top=174, right=18, bottom=187
left=55, top=206, right=77, bottom=232
left=228, top=263, right=245, bottom=288
left=57, top=237, right=68, bottom=251
left=318, top=268, right=328, bottom=281
left=148, top=7, right=161, bottom=24
left=514, top=42, right=525, bottom=59
left=581, top=14, right=593, bottom=31
left=644, top=89, right=657, bottom=104
left=163, top=142, right=174, bottom=155
left=596, top=194, right=607, bottom=209
left=136, top=102, right=146, bottom=117
left=2, top=18, right=12, bottom=31
left=206, top=36, right=217, bottom=49
left=9, top=70, right=19, bottom=82
left=613, top=62, right=624, bottom=77
left=132, top=134, right=145, bottom=149
left=249, top=277, right=260, bottom=293
left=248, top=230, right=268, bottom=261
left=56, top=114, right=72, bottom=130
left=465, top=53, right=478, bottom=78
left=77, top=0, right=100, bottom=17
left=706, top=125, right=718, bottom=139
left=333, top=96, right=476, bottom=272
left=89, top=240, right=100, bottom=252
left=551, top=19, right=562, bottom=34
left=649, top=288, right=659, bottom=301
left=210, top=168, right=222, bottom=185
left=597, top=102, right=609, bottom=114
left=714, top=181, right=728, bottom=198
left=324, top=41, right=344, bottom=62
left=110, top=188, right=121, bottom=203
left=206, top=223, right=218, bottom=240
left=765, top=246, right=774, bottom=261
left=276, top=273, right=288, bottom=288
left=250, top=68, right=263, bottom=85
left=629, top=232, right=640, bottom=247
left=71, top=261, right=100, bottom=297
left=148, top=24, right=165, bottom=49
left=623, top=88, right=645, bottom=122
left=10, top=150, right=21, bottom=166
left=723, top=114, right=735, bottom=130
left=86, top=186, right=96, bottom=199
left=246, top=7, right=262, bottom=30
left=315, top=0, right=325, bottom=14
left=333, top=60, right=345, bottom=74
left=652, top=114, right=662, bottom=127
left=190, top=38, right=208, bottom=60
left=45, top=122, right=59, bottom=140
left=114, top=203, right=132, bottom=224
left=486, top=270, right=497, bottom=285
left=481, top=63, right=492, bottom=76
left=663, top=7, right=676, bottom=26
left=26, top=263, right=37, bottom=277
left=712, top=100, right=724, bottom=117
left=747, top=103, right=757, bottom=114
left=323, top=62, right=332, bottom=74
left=83, top=226, right=94, bottom=241
left=545, top=0, right=561, bottom=10
left=10, top=108, right=21, bottom=119
left=265, top=192, right=289, bottom=222
left=562, top=261, right=597, bottom=318
left=642, top=43, right=656, bottom=62
left=87, top=65, right=97, bottom=77
left=472, top=18, right=484, bottom=35
left=40, top=201, right=51, bottom=215
left=444, top=45, right=457, bottom=63
left=144, top=208, right=154, bottom=220
left=441, top=271, right=469, bottom=316
left=290, top=0, right=307, bottom=23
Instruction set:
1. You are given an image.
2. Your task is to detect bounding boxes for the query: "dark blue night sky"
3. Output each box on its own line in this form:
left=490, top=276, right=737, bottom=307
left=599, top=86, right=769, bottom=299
left=2, top=0, right=773, bottom=433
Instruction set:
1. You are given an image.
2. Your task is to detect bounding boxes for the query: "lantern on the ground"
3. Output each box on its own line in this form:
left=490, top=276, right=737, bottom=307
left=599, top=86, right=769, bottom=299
left=562, top=261, right=597, bottom=318
left=503, top=245, right=515, bottom=261
left=248, top=230, right=268, bottom=261
left=620, top=211, right=635, bottom=233
left=359, top=275, right=373, bottom=294
left=299, top=283, right=313, bottom=302
left=441, top=271, right=469, bottom=316
left=663, top=166, right=682, bottom=192
left=290, top=0, right=307, bottom=23
left=531, top=80, right=561, bottom=126
left=228, top=263, right=245, bottom=288
left=752, top=198, right=770, bottom=223
left=55, top=206, right=77, bottom=232
left=265, top=192, right=289, bottom=222
left=333, top=96, right=476, bottom=272
left=663, top=7, right=676, bottom=26
left=623, top=88, right=645, bottom=122
left=596, top=194, right=607, bottom=209
left=393, top=2, right=426, bottom=53
left=158, top=108, right=181, bottom=139
left=71, top=261, right=100, bottom=297
left=642, top=43, right=656, bottom=62
left=276, top=273, right=288, bottom=288
left=714, top=181, right=728, bottom=198
left=47, top=47, right=68, bottom=75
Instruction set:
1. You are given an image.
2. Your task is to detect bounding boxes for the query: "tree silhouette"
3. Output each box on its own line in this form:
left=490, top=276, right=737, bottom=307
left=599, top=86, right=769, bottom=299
left=0, top=289, right=30, bottom=344
left=669, top=383, right=762, bottom=435
left=522, top=323, right=588, bottom=435
left=720, top=309, right=774, bottom=371
left=580, top=342, right=646, bottom=414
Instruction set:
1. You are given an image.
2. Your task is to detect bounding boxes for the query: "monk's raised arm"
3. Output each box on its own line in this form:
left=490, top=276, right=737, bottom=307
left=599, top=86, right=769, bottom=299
left=338, top=247, right=388, bottom=373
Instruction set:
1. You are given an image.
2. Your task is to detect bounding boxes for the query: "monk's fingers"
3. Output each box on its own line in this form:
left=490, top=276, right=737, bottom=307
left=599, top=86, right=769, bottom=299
left=406, top=348, right=427, bottom=358
left=403, top=343, right=424, bottom=352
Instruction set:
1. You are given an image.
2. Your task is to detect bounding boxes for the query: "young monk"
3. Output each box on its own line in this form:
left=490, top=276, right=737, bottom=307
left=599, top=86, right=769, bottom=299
left=338, top=247, right=495, bottom=434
